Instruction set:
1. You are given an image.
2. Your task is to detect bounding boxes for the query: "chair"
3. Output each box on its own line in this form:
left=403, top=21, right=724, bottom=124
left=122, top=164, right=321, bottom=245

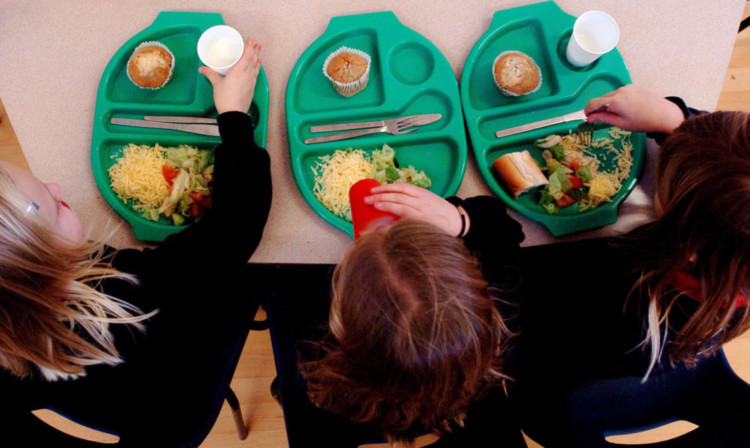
left=513, top=238, right=750, bottom=447
left=0, top=263, right=267, bottom=447
left=513, top=348, right=750, bottom=447
left=262, top=263, right=527, bottom=448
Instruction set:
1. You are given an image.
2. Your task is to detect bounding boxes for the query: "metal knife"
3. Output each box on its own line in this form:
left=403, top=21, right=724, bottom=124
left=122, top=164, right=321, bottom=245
left=144, top=116, right=218, bottom=124
left=495, top=104, right=610, bottom=138
left=310, top=113, right=441, bottom=133
left=110, top=117, right=220, bottom=137
left=304, top=113, right=442, bottom=144
left=495, top=110, right=586, bottom=138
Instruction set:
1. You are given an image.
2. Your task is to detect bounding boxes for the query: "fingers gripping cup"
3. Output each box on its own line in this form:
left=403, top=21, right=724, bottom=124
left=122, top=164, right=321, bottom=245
left=565, top=11, right=619, bottom=67
left=197, top=25, right=244, bottom=75
left=349, top=179, right=399, bottom=241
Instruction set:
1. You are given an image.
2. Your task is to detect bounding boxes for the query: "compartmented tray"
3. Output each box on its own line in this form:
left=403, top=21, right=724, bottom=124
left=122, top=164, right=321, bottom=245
left=285, top=11, right=467, bottom=238
left=460, top=1, right=646, bottom=236
left=91, top=11, right=269, bottom=242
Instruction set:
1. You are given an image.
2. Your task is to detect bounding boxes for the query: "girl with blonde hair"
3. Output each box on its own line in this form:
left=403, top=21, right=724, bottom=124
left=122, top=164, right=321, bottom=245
left=1, top=39, right=271, bottom=445
left=0, top=164, right=149, bottom=380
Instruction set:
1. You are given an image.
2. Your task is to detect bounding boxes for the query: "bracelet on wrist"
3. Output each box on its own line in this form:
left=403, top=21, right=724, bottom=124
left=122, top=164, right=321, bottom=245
left=456, top=205, right=468, bottom=238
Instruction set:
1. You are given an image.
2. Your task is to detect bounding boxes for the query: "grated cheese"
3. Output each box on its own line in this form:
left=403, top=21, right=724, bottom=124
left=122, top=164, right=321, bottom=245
left=580, top=172, right=620, bottom=210
left=109, top=143, right=170, bottom=211
left=312, top=149, right=375, bottom=220
left=559, top=128, right=634, bottom=211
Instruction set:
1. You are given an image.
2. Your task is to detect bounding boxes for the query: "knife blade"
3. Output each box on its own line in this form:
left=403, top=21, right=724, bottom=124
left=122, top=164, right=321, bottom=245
left=144, top=116, right=218, bottom=124
left=495, top=109, right=587, bottom=138
left=310, top=113, right=442, bottom=133
left=110, top=118, right=220, bottom=137
left=304, top=114, right=442, bottom=144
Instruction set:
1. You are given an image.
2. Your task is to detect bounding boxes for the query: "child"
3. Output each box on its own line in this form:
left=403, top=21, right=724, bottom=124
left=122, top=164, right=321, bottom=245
left=0, top=38, right=270, bottom=444
left=586, top=85, right=750, bottom=377
left=300, top=185, right=527, bottom=447
left=507, top=84, right=750, bottom=446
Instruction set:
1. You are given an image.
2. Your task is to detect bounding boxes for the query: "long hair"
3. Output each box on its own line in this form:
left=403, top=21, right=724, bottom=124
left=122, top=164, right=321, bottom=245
left=0, top=167, right=154, bottom=381
left=625, top=111, right=750, bottom=378
left=300, top=220, right=509, bottom=446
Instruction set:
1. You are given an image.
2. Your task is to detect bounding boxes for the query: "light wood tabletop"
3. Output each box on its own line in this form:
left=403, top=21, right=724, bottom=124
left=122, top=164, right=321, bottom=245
left=0, top=0, right=745, bottom=263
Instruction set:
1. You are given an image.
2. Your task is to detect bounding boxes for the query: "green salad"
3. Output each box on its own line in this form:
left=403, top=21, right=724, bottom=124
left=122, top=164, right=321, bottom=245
left=150, top=145, right=214, bottom=225
left=311, top=144, right=432, bottom=222
left=371, top=144, right=432, bottom=188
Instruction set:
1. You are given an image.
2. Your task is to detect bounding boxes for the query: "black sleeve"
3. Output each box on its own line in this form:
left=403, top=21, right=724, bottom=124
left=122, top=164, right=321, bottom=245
left=647, top=96, right=708, bottom=145
left=113, top=111, right=272, bottom=282
left=447, top=195, right=525, bottom=305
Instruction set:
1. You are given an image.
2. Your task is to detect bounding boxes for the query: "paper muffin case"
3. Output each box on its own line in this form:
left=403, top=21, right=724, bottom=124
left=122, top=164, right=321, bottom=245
left=126, top=41, right=175, bottom=90
left=322, top=46, right=371, bottom=97
left=492, top=50, right=542, bottom=97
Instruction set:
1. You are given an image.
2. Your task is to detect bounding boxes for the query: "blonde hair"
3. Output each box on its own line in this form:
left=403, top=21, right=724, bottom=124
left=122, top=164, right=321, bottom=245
left=0, top=167, right=154, bottom=381
left=626, top=111, right=750, bottom=379
left=301, top=220, right=510, bottom=446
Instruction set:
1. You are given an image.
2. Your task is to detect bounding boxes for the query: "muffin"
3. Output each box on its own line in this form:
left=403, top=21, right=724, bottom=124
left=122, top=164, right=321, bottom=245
left=492, top=51, right=542, bottom=96
left=126, top=41, right=175, bottom=89
left=323, top=47, right=371, bottom=97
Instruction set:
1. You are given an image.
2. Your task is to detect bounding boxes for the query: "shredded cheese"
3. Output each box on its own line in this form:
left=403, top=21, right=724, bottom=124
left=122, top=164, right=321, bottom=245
left=312, top=149, right=375, bottom=219
left=109, top=143, right=170, bottom=211
left=580, top=172, right=619, bottom=209
left=558, top=128, right=634, bottom=211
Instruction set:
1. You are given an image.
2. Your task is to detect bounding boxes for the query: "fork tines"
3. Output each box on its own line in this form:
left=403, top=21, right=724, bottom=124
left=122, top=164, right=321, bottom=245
left=577, top=122, right=594, bottom=146
left=397, top=116, right=421, bottom=131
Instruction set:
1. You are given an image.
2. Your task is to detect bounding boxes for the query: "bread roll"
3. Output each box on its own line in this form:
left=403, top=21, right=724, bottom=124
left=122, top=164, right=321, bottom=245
left=493, top=151, right=549, bottom=197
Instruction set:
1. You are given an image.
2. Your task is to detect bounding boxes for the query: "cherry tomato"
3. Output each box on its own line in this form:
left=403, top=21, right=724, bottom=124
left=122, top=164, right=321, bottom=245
left=162, top=165, right=179, bottom=186
left=568, top=175, right=583, bottom=189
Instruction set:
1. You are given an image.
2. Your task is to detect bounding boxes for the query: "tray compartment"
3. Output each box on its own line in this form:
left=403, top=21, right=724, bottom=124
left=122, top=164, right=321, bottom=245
left=388, top=42, right=435, bottom=85
left=467, top=18, right=559, bottom=112
left=291, top=29, right=386, bottom=114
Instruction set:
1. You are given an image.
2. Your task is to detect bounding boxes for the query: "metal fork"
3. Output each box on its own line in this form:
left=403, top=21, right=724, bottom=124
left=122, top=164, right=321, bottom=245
left=576, top=103, right=610, bottom=146
left=304, top=116, right=420, bottom=144
left=577, top=121, right=595, bottom=146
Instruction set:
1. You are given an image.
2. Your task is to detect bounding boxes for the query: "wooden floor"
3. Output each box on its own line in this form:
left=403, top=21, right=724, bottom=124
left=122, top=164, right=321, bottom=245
left=1, top=5, right=749, bottom=447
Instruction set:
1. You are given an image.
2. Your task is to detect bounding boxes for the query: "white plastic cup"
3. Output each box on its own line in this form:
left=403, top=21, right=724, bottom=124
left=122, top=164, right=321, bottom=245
left=565, top=11, right=619, bottom=67
left=197, top=25, right=244, bottom=75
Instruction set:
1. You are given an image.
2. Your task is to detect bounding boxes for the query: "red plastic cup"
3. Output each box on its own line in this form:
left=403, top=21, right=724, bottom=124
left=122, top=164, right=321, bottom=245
left=349, top=178, right=399, bottom=241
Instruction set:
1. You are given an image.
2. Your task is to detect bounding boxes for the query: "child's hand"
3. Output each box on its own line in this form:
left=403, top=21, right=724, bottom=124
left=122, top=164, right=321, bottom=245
left=199, top=38, right=262, bottom=114
left=364, top=183, right=465, bottom=237
left=585, top=84, right=685, bottom=135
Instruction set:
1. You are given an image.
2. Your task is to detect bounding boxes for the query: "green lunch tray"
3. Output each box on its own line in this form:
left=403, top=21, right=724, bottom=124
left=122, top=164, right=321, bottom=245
left=91, top=11, right=269, bottom=242
left=460, top=1, right=646, bottom=236
left=285, top=11, right=468, bottom=239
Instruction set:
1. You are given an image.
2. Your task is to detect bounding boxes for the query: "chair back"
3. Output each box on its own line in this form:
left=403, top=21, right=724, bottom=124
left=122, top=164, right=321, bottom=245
left=516, top=349, right=750, bottom=448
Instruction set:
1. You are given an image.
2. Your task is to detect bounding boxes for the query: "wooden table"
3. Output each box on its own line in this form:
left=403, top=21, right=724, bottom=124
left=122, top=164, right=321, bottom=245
left=0, top=0, right=745, bottom=263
